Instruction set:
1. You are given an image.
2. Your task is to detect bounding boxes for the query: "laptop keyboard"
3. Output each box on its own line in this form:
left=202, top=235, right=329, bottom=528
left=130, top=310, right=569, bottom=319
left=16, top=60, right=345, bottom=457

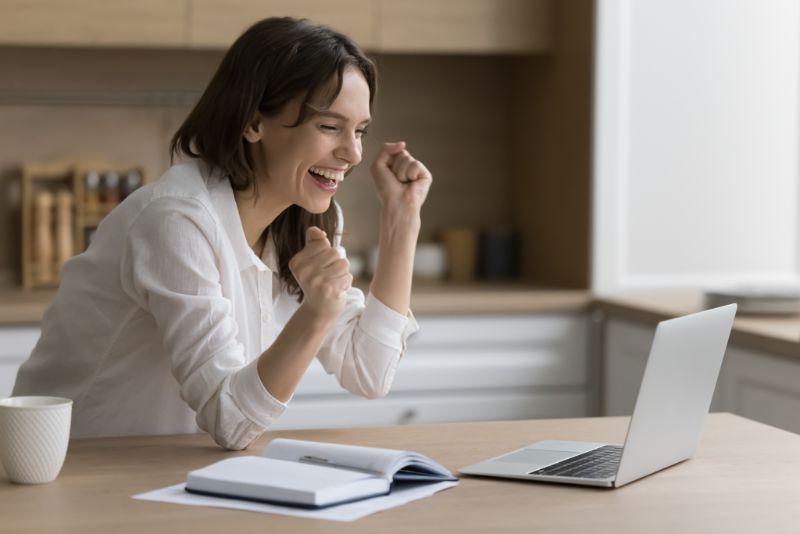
left=529, top=445, right=623, bottom=479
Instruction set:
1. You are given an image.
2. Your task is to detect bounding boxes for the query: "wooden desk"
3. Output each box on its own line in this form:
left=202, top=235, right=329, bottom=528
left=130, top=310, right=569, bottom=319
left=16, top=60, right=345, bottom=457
left=1, top=413, right=799, bottom=533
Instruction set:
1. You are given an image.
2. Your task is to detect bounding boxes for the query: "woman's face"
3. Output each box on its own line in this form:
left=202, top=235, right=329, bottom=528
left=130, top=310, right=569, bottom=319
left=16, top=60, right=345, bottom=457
left=247, top=66, right=371, bottom=214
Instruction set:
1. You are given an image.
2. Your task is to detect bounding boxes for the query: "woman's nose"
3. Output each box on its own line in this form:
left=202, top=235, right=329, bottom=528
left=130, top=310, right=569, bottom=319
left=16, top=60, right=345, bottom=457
left=335, top=134, right=362, bottom=166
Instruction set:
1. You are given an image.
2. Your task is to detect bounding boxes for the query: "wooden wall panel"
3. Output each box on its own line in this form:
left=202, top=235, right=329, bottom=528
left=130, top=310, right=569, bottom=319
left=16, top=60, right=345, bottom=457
left=510, top=0, right=594, bottom=288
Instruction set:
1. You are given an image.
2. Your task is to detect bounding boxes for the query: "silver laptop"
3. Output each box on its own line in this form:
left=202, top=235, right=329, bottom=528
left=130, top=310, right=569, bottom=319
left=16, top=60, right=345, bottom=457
left=460, top=303, right=737, bottom=488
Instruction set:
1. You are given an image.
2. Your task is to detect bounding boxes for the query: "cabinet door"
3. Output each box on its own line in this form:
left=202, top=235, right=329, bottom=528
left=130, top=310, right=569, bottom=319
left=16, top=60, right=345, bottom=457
left=190, top=0, right=375, bottom=49
left=279, top=313, right=589, bottom=429
left=603, top=318, right=652, bottom=416
left=717, top=346, right=800, bottom=434
left=593, top=0, right=800, bottom=291
left=271, top=389, right=587, bottom=430
left=0, top=327, right=40, bottom=397
left=376, top=0, right=552, bottom=53
left=0, top=0, right=187, bottom=47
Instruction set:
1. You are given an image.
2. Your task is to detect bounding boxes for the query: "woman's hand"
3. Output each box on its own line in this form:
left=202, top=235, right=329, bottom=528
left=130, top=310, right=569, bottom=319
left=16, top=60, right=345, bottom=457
left=289, top=226, right=352, bottom=323
left=370, top=141, right=433, bottom=216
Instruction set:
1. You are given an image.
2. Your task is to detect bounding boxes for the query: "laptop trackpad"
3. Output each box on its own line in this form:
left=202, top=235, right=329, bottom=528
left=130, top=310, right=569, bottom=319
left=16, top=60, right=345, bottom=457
left=495, top=449, right=576, bottom=466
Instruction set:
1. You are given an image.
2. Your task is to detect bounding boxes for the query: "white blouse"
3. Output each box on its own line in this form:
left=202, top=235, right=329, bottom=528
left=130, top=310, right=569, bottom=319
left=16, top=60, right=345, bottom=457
left=13, top=160, right=418, bottom=450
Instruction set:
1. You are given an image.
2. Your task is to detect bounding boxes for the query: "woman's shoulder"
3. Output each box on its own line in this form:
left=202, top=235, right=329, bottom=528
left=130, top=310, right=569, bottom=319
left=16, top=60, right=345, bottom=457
left=150, top=160, right=214, bottom=200
left=125, top=161, right=218, bottom=215
left=111, top=160, right=221, bottom=235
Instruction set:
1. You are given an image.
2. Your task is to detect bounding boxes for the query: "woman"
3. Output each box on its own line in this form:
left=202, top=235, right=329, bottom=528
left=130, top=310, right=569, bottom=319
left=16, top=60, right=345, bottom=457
left=13, top=17, right=432, bottom=450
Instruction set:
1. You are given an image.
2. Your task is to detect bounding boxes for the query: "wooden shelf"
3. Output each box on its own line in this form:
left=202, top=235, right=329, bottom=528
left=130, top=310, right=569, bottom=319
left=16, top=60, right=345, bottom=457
left=19, top=156, right=146, bottom=290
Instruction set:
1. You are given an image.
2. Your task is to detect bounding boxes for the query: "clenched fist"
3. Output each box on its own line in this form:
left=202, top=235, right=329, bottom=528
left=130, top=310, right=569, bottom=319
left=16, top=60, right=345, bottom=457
left=370, top=141, right=432, bottom=214
left=288, top=226, right=352, bottom=322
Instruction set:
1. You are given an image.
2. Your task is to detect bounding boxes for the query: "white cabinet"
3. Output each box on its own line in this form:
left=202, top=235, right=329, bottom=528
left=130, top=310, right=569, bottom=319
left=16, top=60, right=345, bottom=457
left=716, top=346, right=800, bottom=435
left=593, top=0, right=800, bottom=291
left=0, top=315, right=590, bottom=430
left=0, top=327, right=40, bottom=397
left=603, top=316, right=800, bottom=434
left=602, top=318, right=651, bottom=416
left=271, top=313, right=590, bottom=430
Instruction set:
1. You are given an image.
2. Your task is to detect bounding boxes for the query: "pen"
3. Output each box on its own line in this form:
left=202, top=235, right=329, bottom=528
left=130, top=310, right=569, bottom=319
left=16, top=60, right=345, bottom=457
left=298, top=455, right=380, bottom=475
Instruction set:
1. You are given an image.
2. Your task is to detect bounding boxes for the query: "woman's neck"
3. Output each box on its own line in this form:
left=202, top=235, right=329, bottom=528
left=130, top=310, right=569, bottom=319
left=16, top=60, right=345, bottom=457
left=233, top=187, right=289, bottom=254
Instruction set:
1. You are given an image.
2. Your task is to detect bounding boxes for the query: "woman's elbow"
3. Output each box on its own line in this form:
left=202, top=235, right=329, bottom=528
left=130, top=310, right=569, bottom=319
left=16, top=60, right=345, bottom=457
left=361, top=385, right=391, bottom=400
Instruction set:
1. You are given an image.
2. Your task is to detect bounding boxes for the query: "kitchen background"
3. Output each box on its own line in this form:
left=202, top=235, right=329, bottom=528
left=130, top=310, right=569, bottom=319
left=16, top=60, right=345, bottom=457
left=0, top=1, right=798, bottom=434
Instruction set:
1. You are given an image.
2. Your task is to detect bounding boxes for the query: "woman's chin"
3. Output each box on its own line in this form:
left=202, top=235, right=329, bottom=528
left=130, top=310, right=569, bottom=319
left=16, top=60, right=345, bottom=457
left=300, top=198, right=332, bottom=214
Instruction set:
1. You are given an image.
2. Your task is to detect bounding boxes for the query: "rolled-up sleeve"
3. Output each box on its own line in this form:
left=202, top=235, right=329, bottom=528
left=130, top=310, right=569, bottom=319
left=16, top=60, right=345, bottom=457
left=317, top=202, right=420, bottom=398
left=316, top=288, right=419, bottom=399
left=120, top=197, right=284, bottom=450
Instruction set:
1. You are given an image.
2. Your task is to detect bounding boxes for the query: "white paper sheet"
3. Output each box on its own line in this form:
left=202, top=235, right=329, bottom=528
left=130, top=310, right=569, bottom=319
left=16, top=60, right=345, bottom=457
left=132, top=480, right=458, bottom=522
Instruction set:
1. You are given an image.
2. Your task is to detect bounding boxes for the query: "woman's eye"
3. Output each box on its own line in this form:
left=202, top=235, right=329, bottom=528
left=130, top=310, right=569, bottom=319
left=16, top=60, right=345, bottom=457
left=320, top=124, right=339, bottom=132
left=356, top=128, right=369, bottom=138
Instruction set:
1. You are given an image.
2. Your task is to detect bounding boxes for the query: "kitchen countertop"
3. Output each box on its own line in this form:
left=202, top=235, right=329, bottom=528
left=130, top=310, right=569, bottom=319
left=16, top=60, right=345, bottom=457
left=0, top=288, right=58, bottom=325
left=2, top=285, right=797, bottom=358
left=594, top=292, right=800, bottom=359
left=0, top=283, right=593, bottom=325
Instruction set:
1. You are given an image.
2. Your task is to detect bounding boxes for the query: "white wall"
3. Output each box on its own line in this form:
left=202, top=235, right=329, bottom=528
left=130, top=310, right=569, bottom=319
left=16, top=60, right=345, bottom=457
left=593, top=0, right=800, bottom=292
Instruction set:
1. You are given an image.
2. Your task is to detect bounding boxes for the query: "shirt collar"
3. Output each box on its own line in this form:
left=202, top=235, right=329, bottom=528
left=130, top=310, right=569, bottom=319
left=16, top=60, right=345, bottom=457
left=260, top=232, right=280, bottom=273
left=205, top=165, right=272, bottom=274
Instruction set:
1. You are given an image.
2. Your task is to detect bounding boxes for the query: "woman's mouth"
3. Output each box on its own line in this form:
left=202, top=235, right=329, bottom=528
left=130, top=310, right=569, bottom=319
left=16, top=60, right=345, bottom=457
left=308, top=166, right=344, bottom=194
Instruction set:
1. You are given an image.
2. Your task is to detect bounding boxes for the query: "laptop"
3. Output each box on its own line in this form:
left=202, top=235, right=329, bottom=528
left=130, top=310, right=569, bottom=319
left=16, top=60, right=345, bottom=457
left=459, top=303, right=737, bottom=488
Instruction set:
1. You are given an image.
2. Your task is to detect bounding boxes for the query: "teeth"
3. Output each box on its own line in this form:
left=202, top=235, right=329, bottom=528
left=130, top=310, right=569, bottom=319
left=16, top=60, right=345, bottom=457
left=310, top=166, right=345, bottom=182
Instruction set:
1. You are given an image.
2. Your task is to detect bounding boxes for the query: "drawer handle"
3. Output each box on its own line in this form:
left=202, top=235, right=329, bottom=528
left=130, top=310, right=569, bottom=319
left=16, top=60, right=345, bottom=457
left=398, top=409, right=418, bottom=425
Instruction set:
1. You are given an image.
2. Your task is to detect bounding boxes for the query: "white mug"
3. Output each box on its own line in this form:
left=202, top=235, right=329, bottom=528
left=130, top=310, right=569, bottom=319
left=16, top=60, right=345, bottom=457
left=0, top=396, right=73, bottom=484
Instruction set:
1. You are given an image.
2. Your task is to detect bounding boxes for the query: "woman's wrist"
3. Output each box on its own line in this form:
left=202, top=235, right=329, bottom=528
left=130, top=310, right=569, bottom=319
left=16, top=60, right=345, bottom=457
left=296, top=301, right=340, bottom=331
left=380, top=206, right=421, bottom=237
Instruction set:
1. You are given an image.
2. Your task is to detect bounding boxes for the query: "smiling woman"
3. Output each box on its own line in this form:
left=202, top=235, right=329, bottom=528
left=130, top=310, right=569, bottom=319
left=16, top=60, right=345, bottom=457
left=12, top=17, right=432, bottom=450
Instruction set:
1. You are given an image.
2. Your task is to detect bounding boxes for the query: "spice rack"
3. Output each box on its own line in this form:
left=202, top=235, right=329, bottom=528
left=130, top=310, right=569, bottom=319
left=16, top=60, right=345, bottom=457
left=20, top=156, right=146, bottom=290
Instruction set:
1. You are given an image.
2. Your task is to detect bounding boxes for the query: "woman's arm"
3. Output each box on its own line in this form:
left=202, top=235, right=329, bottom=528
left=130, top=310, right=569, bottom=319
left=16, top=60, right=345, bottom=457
left=257, top=226, right=352, bottom=402
left=368, top=141, right=433, bottom=315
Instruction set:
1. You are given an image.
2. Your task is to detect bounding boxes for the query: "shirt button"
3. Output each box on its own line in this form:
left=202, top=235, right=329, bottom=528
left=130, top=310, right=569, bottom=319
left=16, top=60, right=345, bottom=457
left=262, top=312, right=272, bottom=323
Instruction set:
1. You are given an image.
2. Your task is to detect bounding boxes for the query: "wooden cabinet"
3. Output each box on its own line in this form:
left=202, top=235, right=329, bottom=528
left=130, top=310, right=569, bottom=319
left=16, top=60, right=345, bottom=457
left=0, top=0, right=187, bottom=48
left=0, top=2, right=591, bottom=290
left=272, top=313, right=589, bottom=430
left=191, top=0, right=553, bottom=53
left=375, top=0, right=552, bottom=54
left=0, top=327, right=40, bottom=397
left=602, top=316, right=800, bottom=434
left=0, top=0, right=553, bottom=54
left=189, top=0, right=375, bottom=49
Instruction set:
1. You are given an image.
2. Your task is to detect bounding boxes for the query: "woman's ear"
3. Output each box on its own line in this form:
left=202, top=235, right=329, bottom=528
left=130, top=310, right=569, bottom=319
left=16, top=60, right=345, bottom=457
left=243, top=113, right=263, bottom=143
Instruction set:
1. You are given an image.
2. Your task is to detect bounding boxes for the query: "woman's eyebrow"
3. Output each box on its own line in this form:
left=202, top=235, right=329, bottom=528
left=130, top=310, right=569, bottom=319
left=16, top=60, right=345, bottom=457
left=313, top=109, right=371, bottom=126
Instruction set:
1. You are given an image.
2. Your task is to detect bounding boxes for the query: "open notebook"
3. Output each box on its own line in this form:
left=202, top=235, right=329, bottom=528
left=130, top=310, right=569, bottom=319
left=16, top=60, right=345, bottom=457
left=185, top=438, right=457, bottom=509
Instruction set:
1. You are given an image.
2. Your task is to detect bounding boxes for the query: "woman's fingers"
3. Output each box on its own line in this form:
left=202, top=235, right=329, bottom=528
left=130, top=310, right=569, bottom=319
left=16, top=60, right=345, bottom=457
left=290, top=228, right=350, bottom=288
left=405, top=160, right=429, bottom=182
left=291, top=247, right=345, bottom=280
left=370, top=141, right=433, bottom=210
left=391, top=152, right=416, bottom=182
left=305, top=225, right=328, bottom=243
left=372, top=141, right=406, bottom=173
left=386, top=148, right=430, bottom=184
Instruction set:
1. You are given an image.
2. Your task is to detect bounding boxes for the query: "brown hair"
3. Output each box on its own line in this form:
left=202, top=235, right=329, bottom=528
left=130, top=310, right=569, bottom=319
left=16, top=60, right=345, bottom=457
left=170, top=17, right=377, bottom=300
